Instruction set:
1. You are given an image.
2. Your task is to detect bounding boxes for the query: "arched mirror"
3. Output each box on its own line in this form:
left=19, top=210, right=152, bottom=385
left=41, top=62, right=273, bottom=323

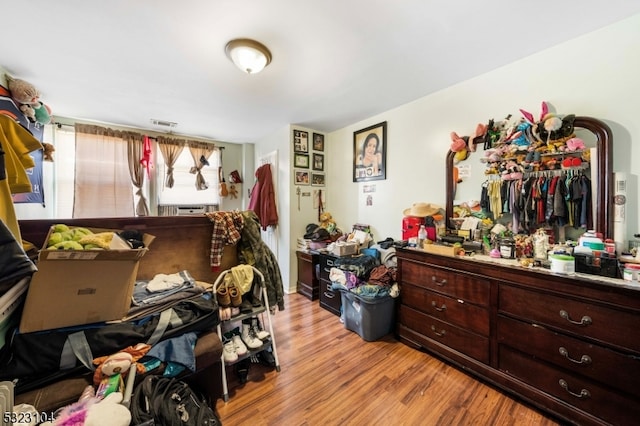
left=445, top=116, right=613, bottom=240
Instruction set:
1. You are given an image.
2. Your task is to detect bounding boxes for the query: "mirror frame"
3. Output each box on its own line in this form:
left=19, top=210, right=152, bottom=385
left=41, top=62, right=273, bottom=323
left=445, top=116, right=613, bottom=239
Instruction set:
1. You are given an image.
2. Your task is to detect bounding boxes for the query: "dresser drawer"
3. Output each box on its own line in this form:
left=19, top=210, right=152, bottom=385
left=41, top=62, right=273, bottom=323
left=319, top=278, right=341, bottom=316
left=399, top=304, right=489, bottom=363
left=498, top=315, right=640, bottom=398
left=499, top=285, right=640, bottom=353
left=319, top=254, right=338, bottom=282
left=401, top=260, right=489, bottom=306
left=401, top=283, right=489, bottom=336
left=499, top=345, right=640, bottom=425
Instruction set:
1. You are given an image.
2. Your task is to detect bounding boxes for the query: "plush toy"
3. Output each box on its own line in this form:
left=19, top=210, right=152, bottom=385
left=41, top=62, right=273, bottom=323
left=92, top=343, right=151, bottom=387
left=449, top=132, right=469, bottom=164
left=228, top=182, right=239, bottom=199
left=319, top=211, right=337, bottom=234
left=5, top=74, right=41, bottom=105
left=33, top=101, right=52, bottom=124
left=469, top=123, right=487, bottom=151
left=42, top=392, right=131, bottom=426
left=19, top=103, right=36, bottom=121
left=565, top=137, right=585, bottom=151
left=43, top=142, right=55, bottom=161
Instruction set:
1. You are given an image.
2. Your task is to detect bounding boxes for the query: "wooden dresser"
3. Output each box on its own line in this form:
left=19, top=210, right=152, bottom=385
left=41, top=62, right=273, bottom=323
left=296, top=250, right=320, bottom=301
left=396, top=248, right=640, bottom=426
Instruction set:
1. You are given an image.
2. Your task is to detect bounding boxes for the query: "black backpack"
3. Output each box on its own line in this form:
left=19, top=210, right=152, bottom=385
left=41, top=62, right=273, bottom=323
left=130, top=375, right=221, bottom=426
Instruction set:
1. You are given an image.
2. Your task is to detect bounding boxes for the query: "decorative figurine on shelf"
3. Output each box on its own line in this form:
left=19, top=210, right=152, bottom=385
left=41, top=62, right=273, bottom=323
left=533, top=228, right=550, bottom=260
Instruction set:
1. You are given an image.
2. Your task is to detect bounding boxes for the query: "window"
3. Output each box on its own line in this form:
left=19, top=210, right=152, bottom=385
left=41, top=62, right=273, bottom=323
left=157, top=147, right=221, bottom=206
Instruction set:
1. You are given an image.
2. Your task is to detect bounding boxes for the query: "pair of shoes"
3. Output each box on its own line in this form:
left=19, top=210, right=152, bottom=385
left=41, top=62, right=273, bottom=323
left=241, top=322, right=263, bottom=349
left=222, top=328, right=248, bottom=362
left=249, top=316, right=270, bottom=341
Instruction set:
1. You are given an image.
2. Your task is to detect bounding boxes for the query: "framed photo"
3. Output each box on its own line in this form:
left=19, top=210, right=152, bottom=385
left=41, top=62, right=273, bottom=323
left=294, top=169, right=310, bottom=185
left=293, top=130, right=309, bottom=153
left=353, top=121, right=387, bottom=182
left=313, top=133, right=324, bottom=151
left=294, top=153, right=309, bottom=168
left=312, top=153, right=324, bottom=171
left=312, top=173, right=325, bottom=186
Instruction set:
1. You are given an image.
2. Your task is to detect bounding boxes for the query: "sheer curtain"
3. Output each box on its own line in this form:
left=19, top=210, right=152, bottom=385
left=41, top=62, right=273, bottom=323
left=73, top=124, right=134, bottom=218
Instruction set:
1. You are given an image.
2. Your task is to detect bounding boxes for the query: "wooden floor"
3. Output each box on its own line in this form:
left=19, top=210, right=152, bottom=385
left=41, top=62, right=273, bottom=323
left=215, top=292, right=559, bottom=426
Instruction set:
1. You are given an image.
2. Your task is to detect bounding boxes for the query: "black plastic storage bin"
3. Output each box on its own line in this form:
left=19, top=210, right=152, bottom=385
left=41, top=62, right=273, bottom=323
left=340, top=290, right=395, bottom=341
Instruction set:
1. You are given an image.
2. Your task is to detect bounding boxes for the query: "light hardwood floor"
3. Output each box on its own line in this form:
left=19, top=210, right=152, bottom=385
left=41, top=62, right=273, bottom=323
left=215, top=292, right=559, bottom=426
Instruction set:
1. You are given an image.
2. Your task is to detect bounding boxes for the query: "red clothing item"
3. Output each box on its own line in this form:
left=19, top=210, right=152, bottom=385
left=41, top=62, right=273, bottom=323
left=248, top=163, right=278, bottom=230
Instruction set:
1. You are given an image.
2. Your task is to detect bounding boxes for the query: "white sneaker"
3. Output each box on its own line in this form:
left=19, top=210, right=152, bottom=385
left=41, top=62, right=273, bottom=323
left=250, top=318, right=270, bottom=340
left=241, top=324, right=263, bottom=349
left=232, top=334, right=248, bottom=356
left=223, top=340, right=238, bottom=362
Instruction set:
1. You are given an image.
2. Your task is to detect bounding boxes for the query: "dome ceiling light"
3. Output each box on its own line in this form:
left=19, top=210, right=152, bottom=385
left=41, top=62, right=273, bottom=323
left=225, top=38, right=272, bottom=74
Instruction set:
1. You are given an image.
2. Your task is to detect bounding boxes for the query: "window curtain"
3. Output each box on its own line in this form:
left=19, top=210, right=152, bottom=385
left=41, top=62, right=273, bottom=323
left=157, top=136, right=184, bottom=188
left=73, top=124, right=134, bottom=218
left=125, top=132, right=150, bottom=216
left=187, top=141, right=215, bottom=191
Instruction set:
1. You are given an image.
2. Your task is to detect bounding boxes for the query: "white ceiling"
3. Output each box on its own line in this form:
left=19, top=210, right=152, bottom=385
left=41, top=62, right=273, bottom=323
left=2, top=1, right=639, bottom=144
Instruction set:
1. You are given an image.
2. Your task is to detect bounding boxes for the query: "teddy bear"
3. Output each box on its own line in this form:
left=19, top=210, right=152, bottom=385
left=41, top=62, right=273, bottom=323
left=43, top=143, right=55, bottom=161
left=5, top=74, right=40, bottom=105
left=319, top=211, right=337, bottom=234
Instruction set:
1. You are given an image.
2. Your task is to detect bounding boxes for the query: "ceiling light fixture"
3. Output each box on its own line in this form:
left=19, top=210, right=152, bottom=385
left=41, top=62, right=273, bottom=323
left=225, top=38, right=272, bottom=74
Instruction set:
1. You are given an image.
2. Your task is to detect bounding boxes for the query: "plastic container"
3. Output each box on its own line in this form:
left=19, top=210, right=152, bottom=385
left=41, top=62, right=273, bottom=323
left=340, top=291, right=396, bottom=341
left=549, top=254, right=575, bottom=275
left=418, top=225, right=427, bottom=248
left=622, top=264, right=640, bottom=283
left=499, top=237, right=516, bottom=259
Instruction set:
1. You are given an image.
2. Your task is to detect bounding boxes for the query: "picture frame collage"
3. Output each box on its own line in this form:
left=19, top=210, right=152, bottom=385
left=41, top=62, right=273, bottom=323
left=294, top=130, right=325, bottom=186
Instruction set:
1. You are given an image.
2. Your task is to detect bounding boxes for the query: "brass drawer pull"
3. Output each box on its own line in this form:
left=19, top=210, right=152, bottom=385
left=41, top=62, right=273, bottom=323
left=558, top=379, right=591, bottom=399
left=431, top=276, right=447, bottom=286
left=559, top=310, right=592, bottom=326
left=559, top=347, right=592, bottom=365
left=431, top=301, right=447, bottom=312
left=431, top=325, right=446, bottom=337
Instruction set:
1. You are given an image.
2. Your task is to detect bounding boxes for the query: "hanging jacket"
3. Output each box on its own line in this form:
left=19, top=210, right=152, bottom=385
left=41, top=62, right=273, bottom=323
left=248, top=163, right=279, bottom=230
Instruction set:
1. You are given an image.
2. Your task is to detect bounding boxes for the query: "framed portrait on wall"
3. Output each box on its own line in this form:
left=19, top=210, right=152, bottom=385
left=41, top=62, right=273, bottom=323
left=294, top=153, right=309, bottom=168
left=294, top=130, right=309, bottom=153
left=294, top=169, right=310, bottom=185
left=353, top=121, right=387, bottom=182
left=312, top=153, right=324, bottom=171
left=311, top=173, right=325, bottom=186
left=313, top=133, right=324, bottom=151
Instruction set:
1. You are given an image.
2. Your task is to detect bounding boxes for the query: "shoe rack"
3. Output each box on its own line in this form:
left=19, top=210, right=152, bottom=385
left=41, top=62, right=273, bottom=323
left=213, top=266, right=281, bottom=402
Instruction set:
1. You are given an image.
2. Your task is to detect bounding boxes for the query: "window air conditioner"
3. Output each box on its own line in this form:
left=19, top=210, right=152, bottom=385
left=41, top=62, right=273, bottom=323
left=176, top=205, right=206, bottom=215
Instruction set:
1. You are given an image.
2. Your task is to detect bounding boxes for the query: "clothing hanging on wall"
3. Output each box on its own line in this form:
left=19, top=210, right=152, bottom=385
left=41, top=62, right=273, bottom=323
left=248, top=163, right=278, bottom=230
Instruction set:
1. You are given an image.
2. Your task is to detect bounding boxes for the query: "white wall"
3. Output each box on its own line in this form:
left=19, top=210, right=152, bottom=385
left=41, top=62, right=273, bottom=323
left=326, top=13, right=640, bottom=248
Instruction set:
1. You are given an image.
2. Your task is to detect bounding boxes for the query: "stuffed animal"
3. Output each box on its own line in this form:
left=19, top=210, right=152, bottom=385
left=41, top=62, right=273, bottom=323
left=43, top=142, right=55, bottom=161
left=33, top=101, right=52, bottom=124
left=319, top=211, right=337, bottom=234
left=449, top=132, right=469, bottom=164
left=5, top=74, right=40, bottom=105
left=92, top=343, right=151, bottom=387
left=228, top=182, right=239, bottom=199
left=42, top=392, right=131, bottom=426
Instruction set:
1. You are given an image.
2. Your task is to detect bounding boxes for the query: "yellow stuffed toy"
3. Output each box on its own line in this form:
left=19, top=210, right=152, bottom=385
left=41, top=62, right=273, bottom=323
left=319, top=212, right=336, bottom=234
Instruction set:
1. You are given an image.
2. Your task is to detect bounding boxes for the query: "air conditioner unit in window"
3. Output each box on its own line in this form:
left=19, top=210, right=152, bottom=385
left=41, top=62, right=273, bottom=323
left=176, top=205, right=206, bottom=215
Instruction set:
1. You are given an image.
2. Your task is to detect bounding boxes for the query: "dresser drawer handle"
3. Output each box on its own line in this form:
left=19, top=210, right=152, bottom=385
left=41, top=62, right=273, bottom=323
left=430, top=325, right=446, bottom=337
left=431, top=301, right=447, bottom=312
left=323, top=291, right=335, bottom=299
left=559, top=347, right=592, bottom=365
left=431, top=276, right=447, bottom=286
left=559, top=310, right=592, bottom=326
left=558, top=379, right=591, bottom=399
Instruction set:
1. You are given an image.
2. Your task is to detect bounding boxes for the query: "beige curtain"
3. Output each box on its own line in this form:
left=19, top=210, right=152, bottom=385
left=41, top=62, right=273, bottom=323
left=124, top=132, right=150, bottom=216
left=187, top=141, right=215, bottom=191
left=73, top=124, right=135, bottom=218
left=157, top=136, right=185, bottom=188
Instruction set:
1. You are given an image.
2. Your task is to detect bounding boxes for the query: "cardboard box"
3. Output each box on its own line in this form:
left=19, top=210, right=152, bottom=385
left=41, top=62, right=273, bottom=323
left=332, top=241, right=359, bottom=257
left=422, top=243, right=458, bottom=257
left=19, top=227, right=154, bottom=333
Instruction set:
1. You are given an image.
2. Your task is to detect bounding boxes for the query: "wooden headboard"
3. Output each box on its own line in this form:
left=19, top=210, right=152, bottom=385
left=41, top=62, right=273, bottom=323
left=18, top=215, right=238, bottom=282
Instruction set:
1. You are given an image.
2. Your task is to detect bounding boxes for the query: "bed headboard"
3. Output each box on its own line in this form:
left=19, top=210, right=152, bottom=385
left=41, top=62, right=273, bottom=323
left=18, top=215, right=238, bottom=282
